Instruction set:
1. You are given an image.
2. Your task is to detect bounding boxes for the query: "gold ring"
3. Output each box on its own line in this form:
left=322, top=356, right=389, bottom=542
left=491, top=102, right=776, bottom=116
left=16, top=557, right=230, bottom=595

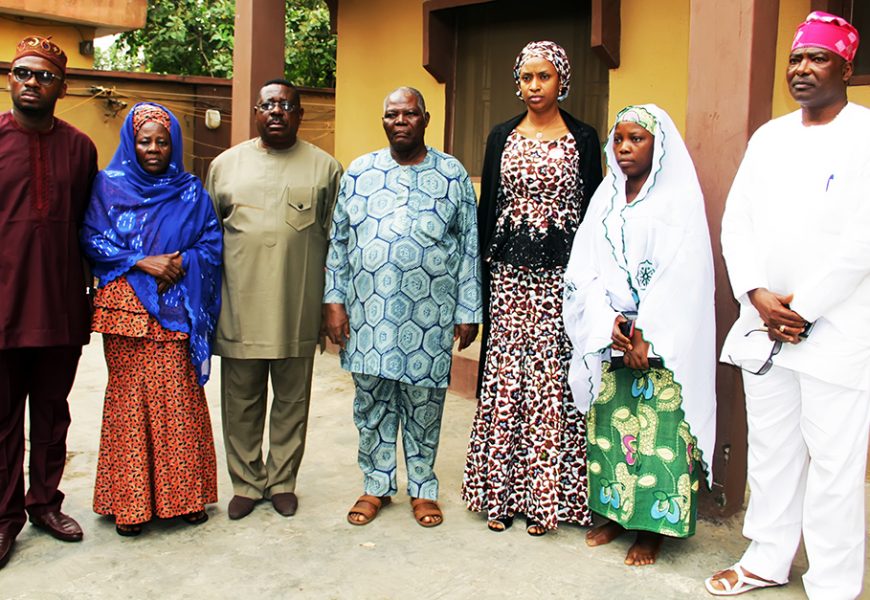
left=779, top=325, right=786, bottom=333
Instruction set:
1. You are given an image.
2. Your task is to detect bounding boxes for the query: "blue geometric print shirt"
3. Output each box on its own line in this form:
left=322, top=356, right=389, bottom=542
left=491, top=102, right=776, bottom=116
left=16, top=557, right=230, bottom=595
left=324, top=147, right=483, bottom=388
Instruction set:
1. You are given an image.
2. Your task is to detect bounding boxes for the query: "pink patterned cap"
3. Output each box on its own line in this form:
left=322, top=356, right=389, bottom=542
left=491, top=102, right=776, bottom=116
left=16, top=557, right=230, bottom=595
left=791, top=11, right=860, bottom=63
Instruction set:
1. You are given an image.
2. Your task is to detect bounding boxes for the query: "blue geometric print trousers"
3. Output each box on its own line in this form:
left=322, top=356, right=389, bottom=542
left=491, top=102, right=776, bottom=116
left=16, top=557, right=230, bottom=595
left=352, top=374, right=447, bottom=500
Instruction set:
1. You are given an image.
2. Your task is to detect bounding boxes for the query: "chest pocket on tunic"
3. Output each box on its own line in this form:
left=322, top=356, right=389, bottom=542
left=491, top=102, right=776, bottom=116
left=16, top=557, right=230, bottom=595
left=815, top=169, right=860, bottom=238
left=284, top=186, right=316, bottom=231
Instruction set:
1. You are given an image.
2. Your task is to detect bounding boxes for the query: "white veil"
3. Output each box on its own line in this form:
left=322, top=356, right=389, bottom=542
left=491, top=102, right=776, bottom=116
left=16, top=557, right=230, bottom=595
left=563, top=104, right=717, bottom=485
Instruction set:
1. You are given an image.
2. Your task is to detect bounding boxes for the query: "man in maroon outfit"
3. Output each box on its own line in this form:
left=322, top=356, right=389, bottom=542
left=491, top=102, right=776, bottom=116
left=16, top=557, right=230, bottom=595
left=0, top=36, right=98, bottom=568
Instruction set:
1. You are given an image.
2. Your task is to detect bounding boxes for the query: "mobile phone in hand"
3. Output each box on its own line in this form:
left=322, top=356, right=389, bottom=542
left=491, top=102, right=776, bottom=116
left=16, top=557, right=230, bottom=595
left=618, top=311, right=637, bottom=338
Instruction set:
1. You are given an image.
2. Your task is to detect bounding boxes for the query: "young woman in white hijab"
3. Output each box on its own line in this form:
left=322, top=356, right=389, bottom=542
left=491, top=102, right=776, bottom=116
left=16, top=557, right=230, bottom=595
left=563, top=104, right=716, bottom=565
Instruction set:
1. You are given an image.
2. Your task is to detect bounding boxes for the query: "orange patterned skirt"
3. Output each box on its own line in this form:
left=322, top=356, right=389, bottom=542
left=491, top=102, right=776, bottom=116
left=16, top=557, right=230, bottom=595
left=92, top=278, right=217, bottom=525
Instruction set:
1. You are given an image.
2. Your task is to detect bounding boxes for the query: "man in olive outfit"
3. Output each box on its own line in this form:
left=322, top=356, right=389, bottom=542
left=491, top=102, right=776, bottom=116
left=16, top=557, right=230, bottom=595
left=206, top=79, right=341, bottom=520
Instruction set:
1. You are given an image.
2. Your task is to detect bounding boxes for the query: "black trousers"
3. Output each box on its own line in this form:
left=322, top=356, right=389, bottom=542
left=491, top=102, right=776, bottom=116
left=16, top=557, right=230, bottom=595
left=0, top=346, right=81, bottom=537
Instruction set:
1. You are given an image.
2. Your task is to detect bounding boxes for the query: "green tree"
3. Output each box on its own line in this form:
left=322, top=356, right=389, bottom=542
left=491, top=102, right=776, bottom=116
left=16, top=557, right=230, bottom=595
left=94, top=42, right=144, bottom=72
left=96, top=0, right=336, bottom=88
left=285, top=1, right=336, bottom=87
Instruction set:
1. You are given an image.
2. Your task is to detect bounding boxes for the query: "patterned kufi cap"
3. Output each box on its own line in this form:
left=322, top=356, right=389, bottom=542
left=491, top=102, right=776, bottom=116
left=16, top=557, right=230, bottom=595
left=513, top=40, right=571, bottom=102
left=792, top=11, right=860, bottom=63
left=14, top=35, right=67, bottom=74
left=132, top=103, right=172, bottom=138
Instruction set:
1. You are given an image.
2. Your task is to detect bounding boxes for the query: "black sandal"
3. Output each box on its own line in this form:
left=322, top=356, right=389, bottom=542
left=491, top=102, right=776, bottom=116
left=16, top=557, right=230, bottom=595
left=181, top=510, right=208, bottom=525
left=487, top=515, right=514, bottom=532
left=525, top=516, right=547, bottom=537
left=115, top=523, right=143, bottom=537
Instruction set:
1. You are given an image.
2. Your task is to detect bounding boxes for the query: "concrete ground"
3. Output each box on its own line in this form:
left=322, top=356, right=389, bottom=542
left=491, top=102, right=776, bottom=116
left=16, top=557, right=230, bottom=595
left=1, top=338, right=867, bottom=600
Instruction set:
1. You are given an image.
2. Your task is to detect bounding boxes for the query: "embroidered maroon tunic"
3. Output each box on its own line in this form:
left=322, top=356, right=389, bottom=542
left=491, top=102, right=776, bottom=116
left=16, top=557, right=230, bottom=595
left=0, top=111, right=98, bottom=349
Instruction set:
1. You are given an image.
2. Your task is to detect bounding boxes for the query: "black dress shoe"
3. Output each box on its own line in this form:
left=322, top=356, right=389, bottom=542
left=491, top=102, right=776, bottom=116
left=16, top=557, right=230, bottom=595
left=227, top=495, right=256, bottom=520
left=271, top=492, right=298, bottom=517
left=29, top=511, right=83, bottom=542
left=115, top=523, right=143, bottom=537
left=0, top=532, right=14, bottom=569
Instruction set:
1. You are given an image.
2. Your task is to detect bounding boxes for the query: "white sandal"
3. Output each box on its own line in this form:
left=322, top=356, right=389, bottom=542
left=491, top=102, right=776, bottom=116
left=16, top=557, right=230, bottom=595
left=704, top=564, right=782, bottom=596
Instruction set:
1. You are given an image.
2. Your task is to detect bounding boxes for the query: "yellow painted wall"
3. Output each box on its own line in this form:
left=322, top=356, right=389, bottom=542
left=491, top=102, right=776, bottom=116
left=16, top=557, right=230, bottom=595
left=774, top=0, right=870, bottom=116
left=851, top=78, right=870, bottom=109
left=0, top=0, right=147, bottom=34
left=607, top=0, right=691, bottom=134
left=334, top=0, right=445, bottom=168
left=0, top=76, right=196, bottom=171
left=0, top=20, right=95, bottom=69
left=335, top=0, right=690, bottom=162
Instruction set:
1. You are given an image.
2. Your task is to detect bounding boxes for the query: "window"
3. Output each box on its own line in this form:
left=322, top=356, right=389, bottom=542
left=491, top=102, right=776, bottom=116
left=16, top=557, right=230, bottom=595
left=819, top=0, right=870, bottom=84
left=847, top=0, right=869, bottom=83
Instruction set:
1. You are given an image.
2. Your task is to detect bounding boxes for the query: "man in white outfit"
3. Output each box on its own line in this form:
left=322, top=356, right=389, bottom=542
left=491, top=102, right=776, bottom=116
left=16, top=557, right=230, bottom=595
left=706, top=11, right=869, bottom=600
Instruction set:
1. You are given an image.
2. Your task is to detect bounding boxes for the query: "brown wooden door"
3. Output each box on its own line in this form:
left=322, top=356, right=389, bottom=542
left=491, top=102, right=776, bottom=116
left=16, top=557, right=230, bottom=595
left=450, top=0, right=609, bottom=176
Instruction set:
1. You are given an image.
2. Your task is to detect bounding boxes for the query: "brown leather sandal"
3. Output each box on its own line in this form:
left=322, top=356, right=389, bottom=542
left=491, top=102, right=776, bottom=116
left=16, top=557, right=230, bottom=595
left=410, top=498, right=443, bottom=528
left=347, top=495, right=391, bottom=526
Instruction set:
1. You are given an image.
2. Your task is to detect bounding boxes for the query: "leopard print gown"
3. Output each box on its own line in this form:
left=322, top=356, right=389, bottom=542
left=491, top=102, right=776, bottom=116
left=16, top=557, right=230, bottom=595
left=462, top=131, right=591, bottom=530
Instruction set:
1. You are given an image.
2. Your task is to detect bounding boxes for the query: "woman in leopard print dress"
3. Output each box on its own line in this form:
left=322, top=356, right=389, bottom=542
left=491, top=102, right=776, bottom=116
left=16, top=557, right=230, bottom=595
left=462, top=41, right=602, bottom=534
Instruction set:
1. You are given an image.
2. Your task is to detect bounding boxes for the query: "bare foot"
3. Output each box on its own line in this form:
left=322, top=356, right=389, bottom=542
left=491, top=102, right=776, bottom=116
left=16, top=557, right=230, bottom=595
left=585, top=520, right=626, bottom=547
left=624, top=531, right=663, bottom=566
left=706, top=565, right=778, bottom=593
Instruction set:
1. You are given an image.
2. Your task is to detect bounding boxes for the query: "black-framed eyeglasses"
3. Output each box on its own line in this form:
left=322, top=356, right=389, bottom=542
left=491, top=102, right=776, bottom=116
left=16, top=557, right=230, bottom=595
left=11, top=66, right=61, bottom=86
left=255, top=100, right=297, bottom=113
left=728, top=328, right=782, bottom=376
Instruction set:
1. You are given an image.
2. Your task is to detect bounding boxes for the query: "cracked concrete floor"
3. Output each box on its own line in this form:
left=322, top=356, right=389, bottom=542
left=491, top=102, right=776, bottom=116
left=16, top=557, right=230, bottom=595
left=1, top=337, right=867, bottom=599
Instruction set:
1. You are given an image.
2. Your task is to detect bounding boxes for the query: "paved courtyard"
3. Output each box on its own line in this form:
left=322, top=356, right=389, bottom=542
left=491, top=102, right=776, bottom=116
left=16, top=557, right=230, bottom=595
left=1, top=338, right=867, bottom=599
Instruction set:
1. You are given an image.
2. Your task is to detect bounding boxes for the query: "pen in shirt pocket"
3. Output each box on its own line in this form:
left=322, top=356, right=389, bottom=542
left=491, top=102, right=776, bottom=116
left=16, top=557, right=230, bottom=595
left=825, top=174, right=834, bottom=192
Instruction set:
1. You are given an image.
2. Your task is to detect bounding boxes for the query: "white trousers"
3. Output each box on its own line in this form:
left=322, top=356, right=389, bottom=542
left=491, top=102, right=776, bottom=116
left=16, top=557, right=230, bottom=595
left=739, top=365, right=869, bottom=600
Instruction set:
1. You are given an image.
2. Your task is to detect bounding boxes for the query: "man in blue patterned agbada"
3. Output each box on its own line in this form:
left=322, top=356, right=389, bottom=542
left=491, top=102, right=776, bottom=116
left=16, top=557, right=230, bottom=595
left=323, top=87, right=482, bottom=528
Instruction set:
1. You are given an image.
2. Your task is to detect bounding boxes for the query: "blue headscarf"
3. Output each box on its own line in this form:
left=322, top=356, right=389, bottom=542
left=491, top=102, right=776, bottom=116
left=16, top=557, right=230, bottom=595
left=81, top=102, right=222, bottom=385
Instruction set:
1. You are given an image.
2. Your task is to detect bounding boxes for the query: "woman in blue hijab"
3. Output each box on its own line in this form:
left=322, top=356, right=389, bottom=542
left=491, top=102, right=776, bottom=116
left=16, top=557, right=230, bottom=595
left=81, top=103, right=222, bottom=537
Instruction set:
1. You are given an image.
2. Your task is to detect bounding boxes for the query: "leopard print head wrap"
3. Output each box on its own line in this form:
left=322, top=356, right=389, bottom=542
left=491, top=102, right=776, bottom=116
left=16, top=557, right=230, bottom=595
left=513, top=40, right=571, bottom=102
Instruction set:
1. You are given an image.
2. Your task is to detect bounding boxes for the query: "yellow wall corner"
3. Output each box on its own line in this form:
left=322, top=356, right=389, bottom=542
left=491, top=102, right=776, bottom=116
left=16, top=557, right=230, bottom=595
left=0, top=19, right=95, bottom=70
left=607, top=0, right=691, bottom=136
left=334, top=0, right=445, bottom=168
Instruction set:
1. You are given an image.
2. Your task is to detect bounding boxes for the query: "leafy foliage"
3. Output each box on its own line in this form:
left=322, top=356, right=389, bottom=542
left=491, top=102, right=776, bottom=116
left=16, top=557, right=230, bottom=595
left=285, top=1, right=336, bottom=87
left=95, top=0, right=336, bottom=88
left=93, top=42, right=143, bottom=72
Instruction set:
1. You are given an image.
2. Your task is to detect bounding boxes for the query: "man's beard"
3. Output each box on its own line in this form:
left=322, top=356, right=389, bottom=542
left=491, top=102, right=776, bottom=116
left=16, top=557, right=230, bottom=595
left=12, top=96, right=57, bottom=119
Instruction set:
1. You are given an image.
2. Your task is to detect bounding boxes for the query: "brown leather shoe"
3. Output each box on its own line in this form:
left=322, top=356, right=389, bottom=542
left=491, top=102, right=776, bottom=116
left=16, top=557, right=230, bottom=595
left=227, top=495, right=256, bottom=520
left=29, top=511, right=83, bottom=542
left=0, top=532, right=14, bottom=569
left=271, top=492, right=298, bottom=517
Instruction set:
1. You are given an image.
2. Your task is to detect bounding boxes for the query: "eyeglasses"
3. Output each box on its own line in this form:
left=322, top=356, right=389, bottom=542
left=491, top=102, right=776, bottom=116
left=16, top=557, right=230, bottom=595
left=11, top=66, right=61, bottom=86
left=728, top=329, right=782, bottom=376
left=256, top=100, right=297, bottom=113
